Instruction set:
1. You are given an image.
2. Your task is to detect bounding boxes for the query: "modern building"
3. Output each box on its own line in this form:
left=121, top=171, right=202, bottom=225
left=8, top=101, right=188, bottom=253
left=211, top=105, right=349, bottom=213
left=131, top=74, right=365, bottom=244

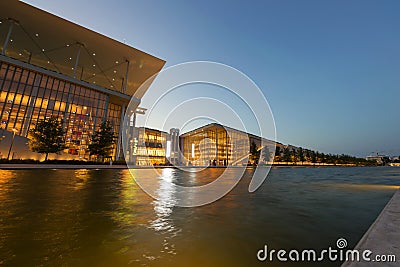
left=180, top=123, right=276, bottom=166
left=0, top=0, right=165, bottom=160
left=366, top=155, right=389, bottom=165
left=131, top=127, right=168, bottom=166
left=168, top=128, right=180, bottom=165
left=126, top=127, right=181, bottom=166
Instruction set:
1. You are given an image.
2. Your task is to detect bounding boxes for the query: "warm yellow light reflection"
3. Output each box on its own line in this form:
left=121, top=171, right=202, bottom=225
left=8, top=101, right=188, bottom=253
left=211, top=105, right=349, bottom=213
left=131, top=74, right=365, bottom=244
left=73, top=169, right=90, bottom=190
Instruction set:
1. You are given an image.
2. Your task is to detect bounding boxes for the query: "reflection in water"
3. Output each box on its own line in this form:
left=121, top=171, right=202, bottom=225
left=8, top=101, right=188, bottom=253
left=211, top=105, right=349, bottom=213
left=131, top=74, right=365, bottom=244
left=328, top=183, right=400, bottom=191
left=0, top=170, right=16, bottom=202
left=73, top=169, right=91, bottom=190
left=0, top=167, right=398, bottom=266
left=151, top=168, right=177, bottom=232
left=150, top=168, right=178, bottom=256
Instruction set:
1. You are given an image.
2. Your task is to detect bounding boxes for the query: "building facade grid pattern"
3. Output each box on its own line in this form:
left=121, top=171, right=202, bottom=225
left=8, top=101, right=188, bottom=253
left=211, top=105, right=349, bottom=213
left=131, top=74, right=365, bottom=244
left=0, top=60, right=122, bottom=159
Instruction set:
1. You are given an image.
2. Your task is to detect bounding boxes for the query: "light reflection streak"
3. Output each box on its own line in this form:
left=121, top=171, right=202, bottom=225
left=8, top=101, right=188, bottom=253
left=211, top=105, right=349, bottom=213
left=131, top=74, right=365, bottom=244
left=0, top=170, right=16, bottom=204
left=150, top=168, right=179, bottom=256
left=151, top=168, right=177, bottom=232
left=73, top=169, right=90, bottom=190
left=328, top=183, right=399, bottom=191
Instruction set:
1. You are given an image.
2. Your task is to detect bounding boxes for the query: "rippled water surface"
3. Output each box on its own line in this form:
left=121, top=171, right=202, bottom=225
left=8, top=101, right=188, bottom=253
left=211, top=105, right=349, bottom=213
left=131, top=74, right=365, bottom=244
left=0, top=167, right=399, bottom=266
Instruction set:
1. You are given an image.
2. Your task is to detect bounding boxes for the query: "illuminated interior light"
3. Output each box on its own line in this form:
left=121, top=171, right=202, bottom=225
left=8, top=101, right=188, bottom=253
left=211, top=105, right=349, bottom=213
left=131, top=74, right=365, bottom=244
left=115, top=61, right=119, bottom=64
left=35, top=33, right=39, bottom=37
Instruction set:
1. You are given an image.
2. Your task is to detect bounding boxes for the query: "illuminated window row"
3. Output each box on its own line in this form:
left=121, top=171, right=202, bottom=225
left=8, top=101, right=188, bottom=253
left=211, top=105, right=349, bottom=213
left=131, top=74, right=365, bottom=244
left=0, top=60, right=123, bottom=160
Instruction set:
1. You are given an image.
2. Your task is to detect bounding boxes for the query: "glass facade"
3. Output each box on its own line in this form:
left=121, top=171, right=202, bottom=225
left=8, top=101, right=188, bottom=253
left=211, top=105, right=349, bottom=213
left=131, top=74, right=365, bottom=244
left=133, top=127, right=167, bottom=166
left=0, top=60, right=123, bottom=159
left=180, top=124, right=252, bottom=166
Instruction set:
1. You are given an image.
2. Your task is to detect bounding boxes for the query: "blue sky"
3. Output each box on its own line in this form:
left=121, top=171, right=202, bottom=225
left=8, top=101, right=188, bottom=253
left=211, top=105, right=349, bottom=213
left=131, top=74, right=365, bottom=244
left=24, top=0, right=400, bottom=157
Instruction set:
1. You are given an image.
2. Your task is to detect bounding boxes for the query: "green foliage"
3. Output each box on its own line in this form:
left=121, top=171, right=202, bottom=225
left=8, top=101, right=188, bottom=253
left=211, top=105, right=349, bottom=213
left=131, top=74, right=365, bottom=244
left=310, top=150, right=317, bottom=163
left=261, top=146, right=271, bottom=163
left=250, top=141, right=260, bottom=164
left=292, top=148, right=298, bottom=163
left=88, top=121, right=116, bottom=160
left=29, top=116, right=66, bottom=161
left=283, top=147, right=292, bottom=163
left=274, top=146, right=282, bottom=162
left=298, top=147, right=305, bottom=163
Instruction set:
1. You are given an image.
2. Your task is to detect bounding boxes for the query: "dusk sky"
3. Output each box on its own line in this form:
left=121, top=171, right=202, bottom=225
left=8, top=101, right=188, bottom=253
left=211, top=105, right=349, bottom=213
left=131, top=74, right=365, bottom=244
left=24, top=0, right=400, bottom=157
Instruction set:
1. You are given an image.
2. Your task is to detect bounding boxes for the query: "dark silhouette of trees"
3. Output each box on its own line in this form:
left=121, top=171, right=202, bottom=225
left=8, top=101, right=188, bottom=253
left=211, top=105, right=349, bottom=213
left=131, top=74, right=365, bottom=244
left=310, top=150, right=317, bottom=163
left=274, top=146, right=282, bottom=162
left=292, top=148, right=298, bottom=164
left=261, top=146, right=272, bottom=163
left=250, top=141, right=260, bottom=165
left=88, top=121, right=116, bottom=161
left=298, top=147, right=305, bottom=164
left=29, top=116, right=66, bottom=161
left=283, top=147, right=292, bottom=163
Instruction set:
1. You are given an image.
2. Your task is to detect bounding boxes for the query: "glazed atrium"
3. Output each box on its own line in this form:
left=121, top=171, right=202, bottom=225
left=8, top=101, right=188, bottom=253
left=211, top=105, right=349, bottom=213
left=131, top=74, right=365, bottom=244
left=180, top=123, right=277, bottom=166
left=0, top=0, right=165, bottom=160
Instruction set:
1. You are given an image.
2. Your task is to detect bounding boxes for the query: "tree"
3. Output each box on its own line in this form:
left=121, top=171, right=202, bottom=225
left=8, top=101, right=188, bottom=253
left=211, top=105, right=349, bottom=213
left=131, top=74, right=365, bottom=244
left=250, top=141, right=260, bottom=165
left=319, top=152, right=326, bottom=163
left=274, top=146, right=282, bottom=162
left=283, top=146, right=292, bottom=163
left=88, top=121, right=116, bottom=161
left=261, top=146, right=272, bottom=163
left=310, top=150, right=317, bottom=163
left=305, top=149, right=311, bottom=162
left=29, top=116, right=66, bottom=161
left=292, top=148, right=298, bottom=164
left=298, top=147, right=305, bottom=164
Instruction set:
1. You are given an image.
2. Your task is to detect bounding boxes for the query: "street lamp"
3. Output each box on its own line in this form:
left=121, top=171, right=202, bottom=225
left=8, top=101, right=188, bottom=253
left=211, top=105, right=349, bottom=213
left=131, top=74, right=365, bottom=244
left=7, top=128, right=18, bottom=160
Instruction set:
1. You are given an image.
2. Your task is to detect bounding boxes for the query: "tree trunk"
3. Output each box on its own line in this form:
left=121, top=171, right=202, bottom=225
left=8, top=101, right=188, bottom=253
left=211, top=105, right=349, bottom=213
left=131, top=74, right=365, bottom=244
left=45, top=153, right=49, bottom=161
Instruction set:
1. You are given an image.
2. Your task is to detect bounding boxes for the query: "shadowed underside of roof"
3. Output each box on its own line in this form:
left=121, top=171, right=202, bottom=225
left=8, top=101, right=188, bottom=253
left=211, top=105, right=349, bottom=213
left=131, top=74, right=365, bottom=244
left=0, top=0, right=165, bottom=98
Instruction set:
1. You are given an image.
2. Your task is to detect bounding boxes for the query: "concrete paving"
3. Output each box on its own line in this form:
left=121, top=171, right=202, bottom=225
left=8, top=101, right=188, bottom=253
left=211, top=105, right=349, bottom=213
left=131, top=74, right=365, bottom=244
left=342, top=189, right=400, bottom=266
left=0, top=164, right=128, bottom=169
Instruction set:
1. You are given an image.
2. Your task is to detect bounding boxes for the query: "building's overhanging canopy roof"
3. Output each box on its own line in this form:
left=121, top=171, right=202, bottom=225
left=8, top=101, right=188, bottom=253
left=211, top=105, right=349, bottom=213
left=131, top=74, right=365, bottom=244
left=180, top=122, right=278, bottom=145
left=0, top=0, right=165, bottom=98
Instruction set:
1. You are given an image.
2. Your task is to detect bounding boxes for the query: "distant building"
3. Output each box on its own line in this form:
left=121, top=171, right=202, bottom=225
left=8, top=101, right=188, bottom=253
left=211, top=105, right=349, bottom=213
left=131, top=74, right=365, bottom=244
left=127, top=127, right=181, bottom=166
left=366, top=155, right=389, bottom=164
left=179, top=123, right=276, bottom=166
left=132, top=127, right=168, bottom=166
left=168, top=128, right=180, bottom=165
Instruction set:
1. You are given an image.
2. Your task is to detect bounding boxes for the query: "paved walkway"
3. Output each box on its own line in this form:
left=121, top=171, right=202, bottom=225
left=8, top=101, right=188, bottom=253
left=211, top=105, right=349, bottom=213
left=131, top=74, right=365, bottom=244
left=0, top=164, right=128, bottom=169
left=342, top=189, right=400, bottom=266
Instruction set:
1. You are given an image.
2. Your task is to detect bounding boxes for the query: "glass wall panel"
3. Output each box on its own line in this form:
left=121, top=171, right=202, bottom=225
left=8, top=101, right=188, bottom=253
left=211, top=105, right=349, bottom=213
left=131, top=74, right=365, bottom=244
left=0, top=60, right=123, bottom=160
